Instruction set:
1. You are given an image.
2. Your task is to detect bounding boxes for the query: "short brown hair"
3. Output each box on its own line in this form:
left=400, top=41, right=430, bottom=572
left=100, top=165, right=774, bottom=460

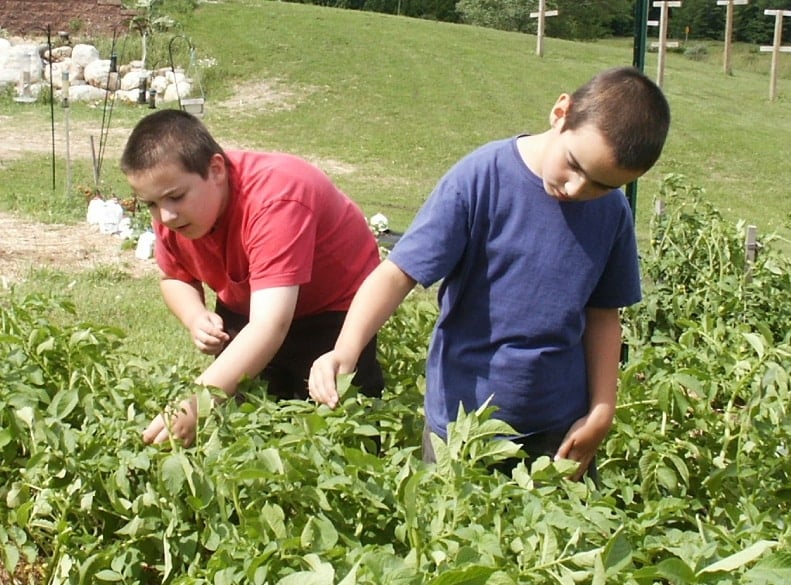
left=562, top=67, right=670, bottom=171
left=120, top=109, right=227, bottom=179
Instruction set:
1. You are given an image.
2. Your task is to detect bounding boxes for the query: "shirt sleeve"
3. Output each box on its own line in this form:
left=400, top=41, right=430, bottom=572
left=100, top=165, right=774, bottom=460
left=587, top=204, right=642, bottom=308
left=388, top=175, right=471, bottom=288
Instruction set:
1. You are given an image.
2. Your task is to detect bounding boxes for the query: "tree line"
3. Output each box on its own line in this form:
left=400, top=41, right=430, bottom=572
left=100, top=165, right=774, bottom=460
left=283, top=0, right=791, bottom=43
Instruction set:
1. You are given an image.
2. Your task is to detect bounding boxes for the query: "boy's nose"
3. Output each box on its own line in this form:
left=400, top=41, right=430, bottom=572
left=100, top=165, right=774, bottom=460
left=159, top=207, right=179, bottom=224
left=565, top=179, right=585, bottom=198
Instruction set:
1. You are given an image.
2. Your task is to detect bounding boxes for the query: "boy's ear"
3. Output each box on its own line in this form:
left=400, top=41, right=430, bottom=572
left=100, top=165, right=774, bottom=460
left=549, top=93, right=571, bottom=129
left=208, top=153, right=227, bottom=181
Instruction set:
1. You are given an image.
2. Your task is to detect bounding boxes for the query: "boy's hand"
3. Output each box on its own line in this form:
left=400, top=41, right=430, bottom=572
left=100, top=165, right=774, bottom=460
left=142, top=395, right=198, bottom=446
left=555, top=407, right=613, bottom=481
left=308, top=350, right=355, bottom=409
left=189, top=311, right=230, bottom=355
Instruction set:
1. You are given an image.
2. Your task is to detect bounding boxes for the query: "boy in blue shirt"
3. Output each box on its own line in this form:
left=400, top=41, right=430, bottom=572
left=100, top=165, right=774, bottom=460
left=308, top=67, right=670, bottom=480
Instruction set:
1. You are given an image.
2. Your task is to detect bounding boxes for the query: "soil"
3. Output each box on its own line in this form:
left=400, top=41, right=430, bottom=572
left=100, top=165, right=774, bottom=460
left=0, top=79, right=345, bottom=287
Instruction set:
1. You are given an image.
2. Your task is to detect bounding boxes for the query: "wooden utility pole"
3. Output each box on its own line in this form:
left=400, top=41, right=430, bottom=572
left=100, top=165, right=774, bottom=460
left=649, top=1, right=682, bottom=88
left=717, top=0, right=749, bottom=75
left=760, top=9, right=791, bottom=100
left=530, top=0, right=558, bottom=57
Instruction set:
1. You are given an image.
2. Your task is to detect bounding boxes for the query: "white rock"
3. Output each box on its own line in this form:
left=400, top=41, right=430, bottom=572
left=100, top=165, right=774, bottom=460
left=120, top=69, right=149, bottom=91
left=84, top=59, right=121, bottom=90
left=164, top=81, right=192, bottom=103
left=69, top=62, right=85, bottom=82
left=115, top=89, right=142, bottom=104
left=44, top=60, right=70, bottom=88
left=69, top=84, right=109, bottom=102
left=71, top=44, right=100, bottom=68
left=48, top=46, right=72, bottom=61
left=0, top=44, right=43, bottom=84
left=165, top=69, right=186, bottom=84
left=151, top=74, right=168, bottom=94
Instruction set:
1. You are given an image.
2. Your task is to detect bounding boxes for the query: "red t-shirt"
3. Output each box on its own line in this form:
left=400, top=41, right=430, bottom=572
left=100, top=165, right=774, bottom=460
left=154, top=151, right=380, bottom=319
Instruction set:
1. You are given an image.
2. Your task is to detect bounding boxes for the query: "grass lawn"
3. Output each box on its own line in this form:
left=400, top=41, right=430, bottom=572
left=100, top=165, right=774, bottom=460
left=0, top=0, right=789, bottom=364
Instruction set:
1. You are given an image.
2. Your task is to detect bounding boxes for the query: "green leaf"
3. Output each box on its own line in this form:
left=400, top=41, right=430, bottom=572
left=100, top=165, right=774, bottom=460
left=336, top=372, right=356, bottom=400
left=261, top=503, right=287, bottom=539
left=742, top=332, right=766, bottom=358
left=276, top=554, right=334, bottom=585
left=35, top=337, right=55, bottom=355
left=698, top=540, right=777, bottom=574
left=634, top=557, right=695, bottom=583
left=15, top=406, right=34, bottom=428
left=426, top=565, right=496, bottom=585
left=3, top=543, right=19, bottom=576
left=95, top=569, right=124, bottom=582
left=160, top=453, right=186, bottom=495
left=260, top=448, right=285, bottom=474
left=300, top=514, right=338, bottom=552
left=47, top=388, right=79, bottom=420
left=743, top=551, right=791, bottom=584
left=602, top=529, right=632, bottom=573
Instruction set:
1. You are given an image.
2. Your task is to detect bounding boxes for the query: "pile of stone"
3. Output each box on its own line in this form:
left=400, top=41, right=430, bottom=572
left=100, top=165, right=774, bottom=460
left=0, top=38, right=197, bottom=104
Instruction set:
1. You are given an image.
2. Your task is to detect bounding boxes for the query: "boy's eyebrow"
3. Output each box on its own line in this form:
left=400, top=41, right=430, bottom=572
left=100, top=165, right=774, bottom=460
left=567, top=151, right=621, bottom=191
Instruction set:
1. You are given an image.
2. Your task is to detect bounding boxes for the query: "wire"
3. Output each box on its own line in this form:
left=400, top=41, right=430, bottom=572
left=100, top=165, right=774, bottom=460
left=47, top=25, right=55, bottom=190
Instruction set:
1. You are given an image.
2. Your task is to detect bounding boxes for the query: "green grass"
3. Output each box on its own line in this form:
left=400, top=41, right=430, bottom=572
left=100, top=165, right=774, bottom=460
left=1, top=0, right=789, bottom=364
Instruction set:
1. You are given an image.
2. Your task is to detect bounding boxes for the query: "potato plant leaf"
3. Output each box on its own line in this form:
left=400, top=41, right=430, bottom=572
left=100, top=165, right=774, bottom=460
left=335, top=372, right=356, bottom=400
left=697, top=540, right=776, bottom=574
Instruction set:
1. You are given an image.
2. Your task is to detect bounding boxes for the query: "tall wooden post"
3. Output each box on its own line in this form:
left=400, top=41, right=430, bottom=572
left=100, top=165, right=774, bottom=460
left=717, top=0, right=749, bottom=75
left=760, top=10, right=791, bottom=101
left=530, top=0, right=558, bottom=58
left=650, top=1, right=682, bottom=88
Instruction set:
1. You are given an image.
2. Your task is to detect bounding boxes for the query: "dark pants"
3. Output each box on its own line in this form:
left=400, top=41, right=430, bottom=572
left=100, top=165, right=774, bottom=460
left=421, top=423, right=599, bottom=484
left=215, top=301, right=384, bottom=400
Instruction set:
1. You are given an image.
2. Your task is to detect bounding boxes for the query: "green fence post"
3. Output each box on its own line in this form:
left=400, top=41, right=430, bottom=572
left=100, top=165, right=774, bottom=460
left=626, top=0, right=649, bottom=218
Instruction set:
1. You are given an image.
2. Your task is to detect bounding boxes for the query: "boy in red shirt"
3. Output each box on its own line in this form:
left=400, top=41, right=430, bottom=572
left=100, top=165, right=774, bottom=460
left=121, top=109, right=383, bottom=446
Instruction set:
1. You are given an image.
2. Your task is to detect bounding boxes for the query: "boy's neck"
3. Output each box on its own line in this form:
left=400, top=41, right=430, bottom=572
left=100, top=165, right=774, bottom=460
left=516, top=132, right=550, bottom=178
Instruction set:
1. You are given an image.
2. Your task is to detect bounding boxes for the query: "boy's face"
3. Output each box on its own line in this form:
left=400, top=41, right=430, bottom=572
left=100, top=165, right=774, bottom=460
left=541, top=94, right=643, bottom=202
left=127, top=154, right=228, bottom=239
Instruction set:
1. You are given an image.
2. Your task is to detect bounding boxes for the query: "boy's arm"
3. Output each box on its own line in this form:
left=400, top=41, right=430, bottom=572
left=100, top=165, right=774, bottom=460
left=160, top=275, right=230, bottom=355
left=556, top=307, right=621, bottom=480
left=309, top=259, right=417, bottom=408
left=143, top=285, right=298, bottom=445
left=196, top=285, right=299, bottom=395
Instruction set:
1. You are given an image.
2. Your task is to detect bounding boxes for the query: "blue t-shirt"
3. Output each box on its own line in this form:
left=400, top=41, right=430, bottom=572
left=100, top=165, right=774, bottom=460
left=389, top=136, right=641, bottom=439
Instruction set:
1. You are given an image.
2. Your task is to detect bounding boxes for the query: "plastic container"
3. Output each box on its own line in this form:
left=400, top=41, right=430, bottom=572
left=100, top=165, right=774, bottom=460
left=99, top=199, right=124, bottom=234
left=135, top=230, right=156, bottom=260
left=86, top=197, right=105, bottom=225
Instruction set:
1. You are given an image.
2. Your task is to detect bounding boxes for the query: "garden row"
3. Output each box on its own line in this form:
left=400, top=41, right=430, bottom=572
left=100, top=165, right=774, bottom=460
left=0, top=175, right=789, bottom=584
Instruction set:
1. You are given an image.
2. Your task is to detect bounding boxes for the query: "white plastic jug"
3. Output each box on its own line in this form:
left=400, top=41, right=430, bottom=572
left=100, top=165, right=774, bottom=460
left=86, top=197, right=105, bottom=225
left=135, top=230, right=156, bottom=260
left=99, top=199, right=125, bottom=234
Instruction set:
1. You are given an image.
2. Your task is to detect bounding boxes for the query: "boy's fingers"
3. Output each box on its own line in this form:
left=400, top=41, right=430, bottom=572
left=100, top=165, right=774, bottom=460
left=308, top=357, right=340, bottom=407
left=143, top=414, right=166, bottom=444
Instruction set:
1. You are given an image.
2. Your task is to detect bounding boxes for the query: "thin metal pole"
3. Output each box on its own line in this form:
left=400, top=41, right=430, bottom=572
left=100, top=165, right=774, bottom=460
left=47, top=25, right=56, bottom=191
left=63, top=70, right=71, bottom=197
left=625, top=0, right=649, bottom=218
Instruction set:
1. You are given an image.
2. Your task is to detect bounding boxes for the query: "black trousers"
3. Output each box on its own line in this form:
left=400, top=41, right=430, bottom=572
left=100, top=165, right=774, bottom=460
left=215, top=301, right=384, bottom=400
